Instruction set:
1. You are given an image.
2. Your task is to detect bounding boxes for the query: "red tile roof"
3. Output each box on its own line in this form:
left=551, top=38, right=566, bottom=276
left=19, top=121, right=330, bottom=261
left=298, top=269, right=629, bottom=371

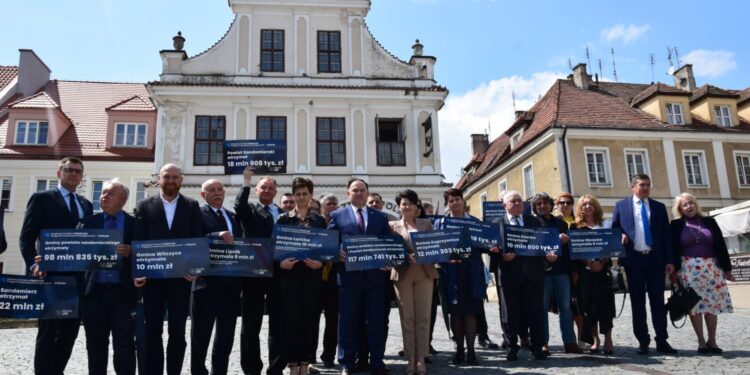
left=106, top=95, right=156, bottom=112
left=738, top=87, right=750, bottom=106
left=0, top=80, right=156, bottom=161
left=690, top=84, right=740, bottom=103
left=7, top=91, right=59, bottom=109
left=631, top=82, right=691, bottom=107
left=0, top=66, right=18, bottom=91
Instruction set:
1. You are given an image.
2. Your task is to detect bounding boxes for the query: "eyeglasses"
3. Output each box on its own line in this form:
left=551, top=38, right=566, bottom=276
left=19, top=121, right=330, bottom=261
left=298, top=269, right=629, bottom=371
left=557, top=201, right=573, bottom=206
left=61, top=167, right=83, bottom=175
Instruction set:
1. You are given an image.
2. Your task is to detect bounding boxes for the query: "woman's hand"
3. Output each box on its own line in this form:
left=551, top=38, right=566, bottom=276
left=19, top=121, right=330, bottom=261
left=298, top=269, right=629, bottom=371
left=408, top=253, right=417, bottom=264
left=559, top=233, right=569, bottom=244
left=489, top=246, right=501, bottom=254
left=280, top=258, right=298, bottom=270
left=304, top=259, right=323, bottom=270
left=32, top=255, right=46, bottom=279
left=725, top=271, right=736, bottom=282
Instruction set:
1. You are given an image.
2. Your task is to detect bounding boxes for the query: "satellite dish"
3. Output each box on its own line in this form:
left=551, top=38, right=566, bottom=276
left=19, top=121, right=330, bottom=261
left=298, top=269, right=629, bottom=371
left=667, top=65, right=675, bottom=75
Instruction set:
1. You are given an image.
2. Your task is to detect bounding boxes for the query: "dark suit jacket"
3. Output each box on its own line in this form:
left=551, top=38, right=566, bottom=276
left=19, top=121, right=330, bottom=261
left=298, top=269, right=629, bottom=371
left=499, top=214, right=546, bottom=284
left=134, top=194, right=203, bottom=241
left=612, top=197, right=674, bottom=267
left=19, top=188, right=93, bottom=271
left=234, top=186, right=275, bottom=238
left=327, top=205, right=390, bottom=285
left=670, top=216, right=731, bottom=272
left=82, top=212, right=137, bottom=304
left=195, top=204, right=243, bottom=290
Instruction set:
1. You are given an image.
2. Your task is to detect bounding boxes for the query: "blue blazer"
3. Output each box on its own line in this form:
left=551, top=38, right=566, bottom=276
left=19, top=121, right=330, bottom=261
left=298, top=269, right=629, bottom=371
left=327, top=205, right=390, bottom=285
left=612, top=197, right=674, bottom=267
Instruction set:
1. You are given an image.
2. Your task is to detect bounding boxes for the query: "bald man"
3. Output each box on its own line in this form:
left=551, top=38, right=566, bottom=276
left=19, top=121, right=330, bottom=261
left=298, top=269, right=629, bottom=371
left=134, top=163, right=203, bottom=375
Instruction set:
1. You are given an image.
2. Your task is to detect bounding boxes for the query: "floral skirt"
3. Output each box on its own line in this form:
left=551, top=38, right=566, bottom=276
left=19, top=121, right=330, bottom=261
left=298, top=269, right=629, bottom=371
left=680, top=256, right=733, bottom=315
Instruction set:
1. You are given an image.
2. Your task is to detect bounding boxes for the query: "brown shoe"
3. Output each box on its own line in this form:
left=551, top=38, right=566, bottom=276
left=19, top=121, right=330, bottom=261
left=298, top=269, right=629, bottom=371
left=564, top=343, right=584, bottom=354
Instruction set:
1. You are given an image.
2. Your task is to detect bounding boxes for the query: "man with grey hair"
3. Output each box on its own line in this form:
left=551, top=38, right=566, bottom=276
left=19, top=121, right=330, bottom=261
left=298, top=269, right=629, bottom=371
left=81, top=178, right=138, bottom=374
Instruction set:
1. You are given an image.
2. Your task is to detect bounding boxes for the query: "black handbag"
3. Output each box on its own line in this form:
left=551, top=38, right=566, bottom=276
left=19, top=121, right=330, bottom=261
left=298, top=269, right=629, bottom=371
left=609, top=265, right=628, bottom=294
left=665, top=282, right=701, bottom=327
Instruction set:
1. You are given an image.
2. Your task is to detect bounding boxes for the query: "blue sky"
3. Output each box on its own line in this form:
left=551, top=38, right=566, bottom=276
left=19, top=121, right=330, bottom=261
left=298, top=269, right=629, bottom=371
left=3, top=0, right=748, bottom=182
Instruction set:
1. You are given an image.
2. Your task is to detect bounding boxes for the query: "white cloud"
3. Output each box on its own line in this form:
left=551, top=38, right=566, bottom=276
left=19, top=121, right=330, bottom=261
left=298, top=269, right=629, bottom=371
left=438, top=72, right=564, bottom=183
left=682, top=49, right=737, bottom=78
left=601, top=24, right=650, bottom=45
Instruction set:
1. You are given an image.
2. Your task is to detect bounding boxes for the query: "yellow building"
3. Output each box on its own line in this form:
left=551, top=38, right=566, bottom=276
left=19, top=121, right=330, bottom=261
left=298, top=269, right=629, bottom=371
left=456, top=64, right=750, bottom=218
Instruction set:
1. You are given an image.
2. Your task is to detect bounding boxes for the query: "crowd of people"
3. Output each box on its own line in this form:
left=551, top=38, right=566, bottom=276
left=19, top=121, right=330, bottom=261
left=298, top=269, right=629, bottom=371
left=17, top=156, right=736, bottom=375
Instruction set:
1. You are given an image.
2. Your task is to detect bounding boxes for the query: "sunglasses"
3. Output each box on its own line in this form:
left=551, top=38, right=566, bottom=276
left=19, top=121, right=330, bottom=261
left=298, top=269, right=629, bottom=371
left=557, top=201, right=573, bottom=206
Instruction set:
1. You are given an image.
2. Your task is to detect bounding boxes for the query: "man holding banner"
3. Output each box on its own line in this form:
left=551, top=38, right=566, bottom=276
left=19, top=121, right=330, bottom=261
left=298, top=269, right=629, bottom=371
left=80, top=178, right=138, bottom=375
left=327, top=178, right=391, bottom=375
left=191, top=179, right=243, bottom=375
left=20, top=156, right=93, bottom=374
left=134, top=163, right=203, bottom=375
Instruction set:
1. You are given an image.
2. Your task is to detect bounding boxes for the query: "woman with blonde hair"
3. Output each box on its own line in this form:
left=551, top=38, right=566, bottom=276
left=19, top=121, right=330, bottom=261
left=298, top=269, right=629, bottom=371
left=670, top=193, right=734, bottom=355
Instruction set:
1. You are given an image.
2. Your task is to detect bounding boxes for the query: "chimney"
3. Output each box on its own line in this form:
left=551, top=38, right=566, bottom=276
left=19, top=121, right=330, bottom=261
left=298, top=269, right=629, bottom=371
left=673, top=64, right=696, bottom=92
left=572, top=63, right=590, bottom=90
left=409, top=39, right=436, bottom=80
left=471, top=133, right=489, bottom=156
left=17, top=49, right=51, bottom=97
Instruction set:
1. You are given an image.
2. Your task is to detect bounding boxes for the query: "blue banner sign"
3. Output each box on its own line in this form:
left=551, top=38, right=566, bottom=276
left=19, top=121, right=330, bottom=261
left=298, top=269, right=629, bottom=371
left=206, top=238, right=273, bottom=277
left=443, top=217, right=500, bottom=250
left=132, top=237, right=210, bottom=278
left=273, top=225, right=340, bottom=262
left=569, top=228, right=625, bottom=260
left=482, top=201, right=506, bottom=223
left=224, top=140, right=287, bottom=175
left=39, top=229, right=123, bottom=272
left=503, top=225, right=561, bottom=256
left=343, top=235, right=408, bottom=271
left=0, top=275, right=78, bottom=319
left=410, top=229, right=472, bottom=264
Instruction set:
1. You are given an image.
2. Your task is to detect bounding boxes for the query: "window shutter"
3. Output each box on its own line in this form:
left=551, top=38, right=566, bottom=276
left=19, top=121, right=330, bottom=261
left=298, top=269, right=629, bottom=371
left=375, top=115, right=380, bottom=142
left=400, top=116, right=407, bottom=142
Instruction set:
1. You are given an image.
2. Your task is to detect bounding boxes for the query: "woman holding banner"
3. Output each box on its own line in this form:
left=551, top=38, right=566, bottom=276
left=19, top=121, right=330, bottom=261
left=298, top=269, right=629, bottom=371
left=555, top=192, right=586, bottom=349
left=570, top=195, right=615, bottom=354
left=670, top=193, right=733, bottom=354
left=435, top=188, right=486, bottom=366
left=276, top=177, right=326, bottom=375
left=389, top=189, right=436, bottom=375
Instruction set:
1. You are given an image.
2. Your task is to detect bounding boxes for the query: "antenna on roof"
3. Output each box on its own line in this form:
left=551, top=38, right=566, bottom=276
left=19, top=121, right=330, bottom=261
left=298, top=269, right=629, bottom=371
left=667, top=47, right=675, bottom=75
left=512, top=91, right=517, bottom=112
left=568, top=58, right=573, bottom=70
left=611, top=47, right=619, bottom=83
left=486, top=119, right=491, bottom=137
left=650, top=53, right=655, bottom=83
left=598, top=58, right=603, bottom=79
left=673, top=47, right=680, bottom=69
left=585, top=45, right=591, bottom=67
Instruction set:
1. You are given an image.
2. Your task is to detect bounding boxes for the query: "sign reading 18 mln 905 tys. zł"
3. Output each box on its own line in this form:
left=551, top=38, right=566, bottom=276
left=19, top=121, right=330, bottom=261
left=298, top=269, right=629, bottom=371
left=224, top=140, right=286, bottom=174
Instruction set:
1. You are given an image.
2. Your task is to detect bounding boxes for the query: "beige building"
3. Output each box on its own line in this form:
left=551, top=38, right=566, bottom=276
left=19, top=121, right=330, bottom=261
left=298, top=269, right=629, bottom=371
left=0, top=50, right=157, bottom=275
left=457, top=63, right=750, bottom=218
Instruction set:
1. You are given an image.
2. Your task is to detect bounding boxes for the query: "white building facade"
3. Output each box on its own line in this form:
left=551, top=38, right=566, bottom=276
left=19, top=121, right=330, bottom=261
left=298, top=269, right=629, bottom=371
left=148, top=0, right=449, bottom=214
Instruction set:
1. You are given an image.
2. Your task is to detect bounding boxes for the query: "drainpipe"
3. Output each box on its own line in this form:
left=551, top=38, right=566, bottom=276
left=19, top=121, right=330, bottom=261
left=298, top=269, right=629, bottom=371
left=561, top=125, right=572, bottom=194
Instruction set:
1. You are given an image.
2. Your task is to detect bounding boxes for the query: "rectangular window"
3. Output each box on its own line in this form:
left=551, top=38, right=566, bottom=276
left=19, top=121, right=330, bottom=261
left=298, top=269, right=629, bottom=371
left=714, top=105, right=733, bottom=127
left=625, top=150, right=650, bottom=183
left=510, top=130, right=523, bottom=150
left=0, top=177, right=11, bottom=210
left=735, top=153, right=750, bottom=187
left=15, top=121, right=49, bottom=145
left=260, top=29, right=284, bottom=72
left=376, top=118, right=406, bottom=166
left=91, top=181, right=104, bottom=211
left=683, top=151, right=708, bottom=187
left=317, top=31, right=341, bottom=73
left=316, top=117, right=346, bottom=166
left=665, top=103, right=684, bottom=125
left=114, top=123, right=148, bottom=147
left=480, top=192, right=487, bottom=203
left=36, top=178, right=58, bottom=192
left=135, top=181, right=150, bottom=204
left=585, top=148, right=611, bottom=186
left=522, top=164, right=534, bottom=199
left=498, top=180, right=508, bottom=194
left=257, top=116, right=286, bottom=141
left=194, top=116, right=225, bottom=166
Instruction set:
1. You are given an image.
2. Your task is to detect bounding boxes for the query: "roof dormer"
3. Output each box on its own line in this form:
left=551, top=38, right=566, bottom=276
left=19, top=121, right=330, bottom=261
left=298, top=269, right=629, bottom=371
left=631, top=83, right=692, bottom=125
left=738, top=88, right=750, bottom=123
left=5, top=91, right=72, bottom=147
left=105, top=95, right=157, bottom=149
left=689, top=84, right=741, bottom=127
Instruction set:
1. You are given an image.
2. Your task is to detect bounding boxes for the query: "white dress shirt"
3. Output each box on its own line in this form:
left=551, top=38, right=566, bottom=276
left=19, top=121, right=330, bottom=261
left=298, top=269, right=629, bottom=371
left=161, top=193, right=179, bottom=230
left=631, top=195, right=651, bottom=252
left=261, top=203, right=280, bottom=223
left=350, top=204, right=369, bottom=231
left=505, top=212, right=524, bottom=226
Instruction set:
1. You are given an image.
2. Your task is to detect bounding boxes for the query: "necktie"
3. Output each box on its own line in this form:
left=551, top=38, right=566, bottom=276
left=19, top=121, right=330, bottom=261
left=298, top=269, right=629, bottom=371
left=104, top=214, right=116, bottom=229
left=356, top=208, right=365, bottom=234
left=640, top=200, right=653, bottom=247
left=511, top=216, right=520, bottom=226
left=216, top=209, right=229, bottom=231
left=68, top=193, right=80, bottom=222
left=264, top=205, right=271, bottom=215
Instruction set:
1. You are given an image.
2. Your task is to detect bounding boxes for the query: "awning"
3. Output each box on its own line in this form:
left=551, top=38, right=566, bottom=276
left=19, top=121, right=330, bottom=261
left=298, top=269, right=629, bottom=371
left=714, top=207, right=750, bottom=236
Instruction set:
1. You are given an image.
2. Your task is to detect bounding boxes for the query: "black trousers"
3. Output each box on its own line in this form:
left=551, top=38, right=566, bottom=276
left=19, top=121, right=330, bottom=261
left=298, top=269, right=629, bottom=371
left=502, top=276, right=545, bottom=351
left=82, top=284, right=136, bottom=375
left=143, top=279, right=191, bottom=375
left=240, top=277, right=284, bottom=375
left=280, top=265, right=322, bottom=363
left=34, top=318, right=81, bottom=375
left=311, top=266, right=339, bottom=363
left=191, top=282, right=242, bottom=375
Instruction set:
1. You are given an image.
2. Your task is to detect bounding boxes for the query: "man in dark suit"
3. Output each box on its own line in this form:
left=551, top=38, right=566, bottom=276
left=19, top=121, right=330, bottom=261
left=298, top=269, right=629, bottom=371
left=612, top=174, right=677, bottom=355
left=191, top=179, right=243, bottom=375
left=234, top=167, right=284, bottom=375
left=133, top=163, right=203, bottom=375
left=327, top=178, right=391, bottom=375
left=20, top=156, right=93, bottom=374
left=490, top=190, right=555, bottom=361
left=80, top=178, right=137, bottom=375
